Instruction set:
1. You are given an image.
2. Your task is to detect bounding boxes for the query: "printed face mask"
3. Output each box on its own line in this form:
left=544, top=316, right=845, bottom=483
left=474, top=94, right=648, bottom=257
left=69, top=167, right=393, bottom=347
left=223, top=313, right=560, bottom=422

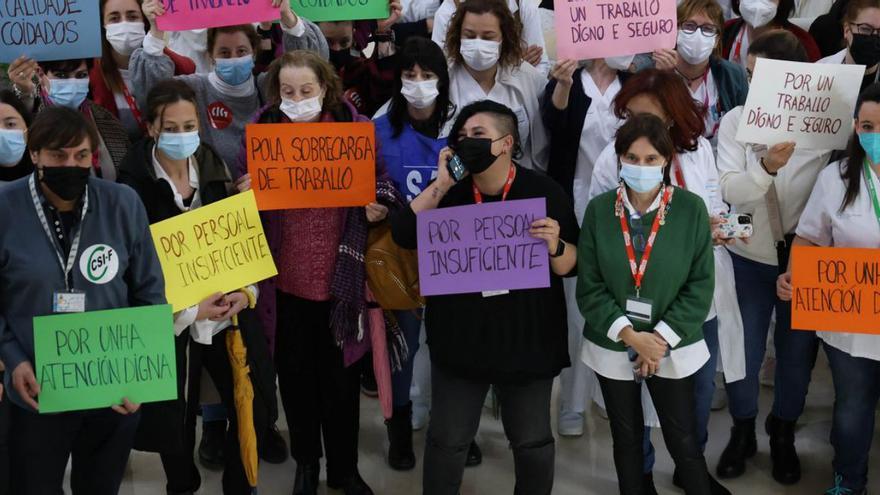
left=619, top=163, right=664, bottom=193
left=401, top=78, right=440, bottom=109
left=280, top=96, right=323, bottom=122
left=158, top=131, right=201, bottom=160
left=677, top=30, right=717, bottom=65
left=48, top=78, right=90, bottom=109
left=105, top=21, right=146, bottom=56
left=460, top=38, right=501, bottom=71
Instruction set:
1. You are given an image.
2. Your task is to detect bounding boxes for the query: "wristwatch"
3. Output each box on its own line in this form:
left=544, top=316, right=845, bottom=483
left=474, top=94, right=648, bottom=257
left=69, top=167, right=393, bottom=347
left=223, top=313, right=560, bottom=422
left=550, top=240, right=566, bottom=258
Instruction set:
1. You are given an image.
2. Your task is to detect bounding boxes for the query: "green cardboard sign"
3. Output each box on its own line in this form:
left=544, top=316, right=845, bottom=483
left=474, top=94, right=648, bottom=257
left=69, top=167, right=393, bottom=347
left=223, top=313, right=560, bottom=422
left=33, top=305, right=177, bottom=414
left=292, top=0, right=389, bottom=22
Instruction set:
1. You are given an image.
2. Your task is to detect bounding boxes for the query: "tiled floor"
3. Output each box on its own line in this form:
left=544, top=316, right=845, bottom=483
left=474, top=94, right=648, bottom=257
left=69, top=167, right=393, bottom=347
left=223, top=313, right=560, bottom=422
left=109, top=354, right=879, bottom=494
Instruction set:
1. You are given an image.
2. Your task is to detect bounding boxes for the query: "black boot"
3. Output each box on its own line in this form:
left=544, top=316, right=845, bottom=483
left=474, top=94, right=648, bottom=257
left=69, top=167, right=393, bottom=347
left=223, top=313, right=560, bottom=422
left=643, top=472, right=658, bottom=495
left=765, top=414, right=801, bottom=485
left=198, top=419, right=226, bottom=471
left=332, top=471, right=374, bottom=495
left=260, top=423, right=289, bottom=464
left=673, top=469, right=731, bottom=494
left=292, top=462, right=320, bottom=495
left=465, top=440, right=482, bottom=467
left=715, top=417, right=756, bottom=479
left=387, top=402, right=416, bottom=470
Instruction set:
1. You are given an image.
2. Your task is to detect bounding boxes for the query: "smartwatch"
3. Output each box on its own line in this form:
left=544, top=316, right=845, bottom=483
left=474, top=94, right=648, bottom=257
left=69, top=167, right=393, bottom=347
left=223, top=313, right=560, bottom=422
left=550, top=240, right=566, bottom=258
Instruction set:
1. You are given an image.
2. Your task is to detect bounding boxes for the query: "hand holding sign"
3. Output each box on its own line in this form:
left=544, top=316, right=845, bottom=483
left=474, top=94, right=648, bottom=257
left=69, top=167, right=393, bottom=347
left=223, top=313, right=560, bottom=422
left=6, top=56, right=39, bottom=95
left=736, top=59, right=866, bottom=150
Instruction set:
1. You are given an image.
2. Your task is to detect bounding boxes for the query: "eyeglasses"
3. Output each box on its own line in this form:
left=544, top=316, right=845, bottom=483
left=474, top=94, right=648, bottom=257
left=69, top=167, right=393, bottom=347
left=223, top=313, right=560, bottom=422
left=850, top=23, right=880, bottom=37
left=679, top=21, right=719, bottom=37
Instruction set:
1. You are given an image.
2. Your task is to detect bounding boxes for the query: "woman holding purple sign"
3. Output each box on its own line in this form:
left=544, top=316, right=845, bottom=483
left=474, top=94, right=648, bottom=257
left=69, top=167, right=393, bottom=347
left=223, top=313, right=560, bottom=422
left=391, top=99, right=578, bottom=495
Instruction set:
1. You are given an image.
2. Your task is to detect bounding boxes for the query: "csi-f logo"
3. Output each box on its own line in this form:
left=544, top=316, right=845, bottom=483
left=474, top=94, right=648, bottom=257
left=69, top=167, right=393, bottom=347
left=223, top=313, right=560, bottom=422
left=79, top=244, right=119, bottom=285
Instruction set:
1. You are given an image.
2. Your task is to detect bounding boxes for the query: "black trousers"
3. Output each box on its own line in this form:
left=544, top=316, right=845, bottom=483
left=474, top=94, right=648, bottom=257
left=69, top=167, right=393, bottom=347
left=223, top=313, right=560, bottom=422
left=9, top=404, right=139, bottom=495
left=597, top=374, right=712, bottom=495
left=161, top=329, right=252, bottom=495
left=0, top=371, right=10, bottom=495
left=423, top=364, right=555, bottom=495
left=276, top=291, right=362, bottom=483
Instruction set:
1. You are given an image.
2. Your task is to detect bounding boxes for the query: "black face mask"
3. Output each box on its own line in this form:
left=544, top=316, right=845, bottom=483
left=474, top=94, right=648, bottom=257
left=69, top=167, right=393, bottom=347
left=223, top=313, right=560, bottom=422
left=40, top=166, right=90, bottom=201
left=454, top=136, right=504, bottom=175
left=850, top=33, right=880, bottom=67
left=329, top=48, right=354, bottom=70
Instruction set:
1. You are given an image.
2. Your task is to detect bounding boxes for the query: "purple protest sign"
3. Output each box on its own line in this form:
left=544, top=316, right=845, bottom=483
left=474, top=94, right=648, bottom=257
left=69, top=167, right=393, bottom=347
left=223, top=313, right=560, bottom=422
left=416, top=198, right=550, bottom=296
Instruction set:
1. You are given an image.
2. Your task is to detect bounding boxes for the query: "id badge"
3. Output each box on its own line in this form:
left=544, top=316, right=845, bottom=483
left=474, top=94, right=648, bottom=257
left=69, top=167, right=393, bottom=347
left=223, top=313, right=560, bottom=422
left=482, top=290, right=510, bottom=298
left=53, top=291, right=86, bottom=313
left=625, top=296, right=653, bottom=323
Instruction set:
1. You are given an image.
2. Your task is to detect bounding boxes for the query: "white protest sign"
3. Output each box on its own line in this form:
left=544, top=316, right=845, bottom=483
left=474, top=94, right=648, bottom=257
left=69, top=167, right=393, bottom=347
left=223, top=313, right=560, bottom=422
left=736, top=58, right=865, bottom=150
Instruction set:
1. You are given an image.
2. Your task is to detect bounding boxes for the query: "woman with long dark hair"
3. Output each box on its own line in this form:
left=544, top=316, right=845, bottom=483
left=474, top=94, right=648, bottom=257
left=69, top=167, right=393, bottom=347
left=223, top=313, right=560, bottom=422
left=777, top=83, right=880, bottom=495
left=0, top=90, right=34, bottom=183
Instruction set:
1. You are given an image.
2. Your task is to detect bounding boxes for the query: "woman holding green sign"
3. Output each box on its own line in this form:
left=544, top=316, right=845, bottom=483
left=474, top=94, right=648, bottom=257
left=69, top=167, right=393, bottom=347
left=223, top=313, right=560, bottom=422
left=0, top=106, right=166, bottom=494
left=776, top=82, right=880, bottom=495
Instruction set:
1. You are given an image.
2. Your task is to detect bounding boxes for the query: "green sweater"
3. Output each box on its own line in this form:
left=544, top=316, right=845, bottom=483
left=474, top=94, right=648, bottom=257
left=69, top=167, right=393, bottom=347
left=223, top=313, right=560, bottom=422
left=576, top=187, right=714, bottom=352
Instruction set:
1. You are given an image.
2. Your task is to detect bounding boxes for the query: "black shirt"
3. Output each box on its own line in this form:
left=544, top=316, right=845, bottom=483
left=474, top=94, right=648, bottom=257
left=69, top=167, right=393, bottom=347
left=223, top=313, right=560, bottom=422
left=392, top=165, right=579, bottom=383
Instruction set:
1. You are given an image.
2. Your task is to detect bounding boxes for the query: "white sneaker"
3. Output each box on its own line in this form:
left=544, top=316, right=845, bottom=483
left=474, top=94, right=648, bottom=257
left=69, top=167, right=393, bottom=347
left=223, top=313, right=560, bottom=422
left=558, top=411, right=585, bottom=437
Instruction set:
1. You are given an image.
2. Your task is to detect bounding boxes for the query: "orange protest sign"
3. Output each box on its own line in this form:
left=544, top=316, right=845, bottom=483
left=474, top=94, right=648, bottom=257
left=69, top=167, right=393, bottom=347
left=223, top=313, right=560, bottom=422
left=245, top=122, right=376, bottom=210
left=791, top=246, right=880, bottom=334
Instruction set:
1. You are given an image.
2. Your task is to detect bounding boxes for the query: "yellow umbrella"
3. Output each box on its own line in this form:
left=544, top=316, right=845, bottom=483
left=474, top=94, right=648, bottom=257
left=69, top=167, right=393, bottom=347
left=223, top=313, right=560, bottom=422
left=226, top=288, right=258, bottom=487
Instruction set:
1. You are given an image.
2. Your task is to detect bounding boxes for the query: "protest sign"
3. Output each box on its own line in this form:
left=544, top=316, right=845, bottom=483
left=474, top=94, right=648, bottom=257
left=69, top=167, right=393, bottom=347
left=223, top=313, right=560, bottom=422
left=157, top=0, right=280, bottom=31
left=290, top=0, right=389, bottom=22
left=416, top=198, right=550, bottom=296
left=33, top=305, right=176, bottom=414
left=246, top=122, right=377, bottom=210
left=736, top=59, right=865, bottom=150
left=0, top=0, right=102, bottom=63
left=149, top=191, right=277, bottom=312
left=791, top=246, right=880, bottom=334
left=554, top=0, right=677, bottom=60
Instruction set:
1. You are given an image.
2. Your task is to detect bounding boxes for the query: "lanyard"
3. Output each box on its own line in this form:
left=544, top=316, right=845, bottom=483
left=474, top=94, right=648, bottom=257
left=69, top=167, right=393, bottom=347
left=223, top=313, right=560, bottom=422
left=616, top=185, right=673, bottom=297
left=697, top=73, right=722, bottom=138
left=732, top=27, right=746, bottom=65
left=29, top=174, right=89, bottom=291
left=673, top=156, right=687, bottom=190
left=864, top=159, right=880, bottom=230
left=473, top=164, right=516, bottom=204
left=121, top=81, right=146, bottom=132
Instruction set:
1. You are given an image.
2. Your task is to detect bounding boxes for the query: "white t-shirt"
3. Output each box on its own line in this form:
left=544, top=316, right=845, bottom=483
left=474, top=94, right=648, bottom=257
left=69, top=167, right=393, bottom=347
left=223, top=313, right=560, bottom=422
left=796, top=160, right=880, bottom=361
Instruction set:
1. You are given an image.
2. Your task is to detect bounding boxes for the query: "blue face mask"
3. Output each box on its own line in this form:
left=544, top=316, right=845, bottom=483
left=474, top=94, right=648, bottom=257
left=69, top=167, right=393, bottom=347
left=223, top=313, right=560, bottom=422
left=157, top=131, right=200, bottom=160
left=214, top=55, right=255, bottom=86
left=0, top=129, right=26, bottom=166
left=619, top=163, right=665, bottom=193
left=48, top=78, right=90, bottom=109
left=859, top=132, right=880, bottom=164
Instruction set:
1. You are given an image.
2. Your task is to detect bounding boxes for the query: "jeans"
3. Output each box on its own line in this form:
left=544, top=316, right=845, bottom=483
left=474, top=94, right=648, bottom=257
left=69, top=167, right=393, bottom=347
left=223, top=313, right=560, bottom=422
left=276, top=291, right=363, bottom=483
left=644, top=318, right=719, bottom=472
left=725, top=251, right=818, bottom=421
left=825, top=342, right=880, bottom=492
left=9, top=405, right=140, bottom=495
left=597, top=374, right=712, bottom=495
left=423, top=365, right=555, bottom=495
left=392, top=310, right=422, bottom=408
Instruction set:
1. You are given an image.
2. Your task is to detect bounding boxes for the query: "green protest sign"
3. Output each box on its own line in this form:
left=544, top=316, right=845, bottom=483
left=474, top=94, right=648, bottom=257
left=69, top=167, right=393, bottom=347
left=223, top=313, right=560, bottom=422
left=33, top=305, right=177, bottom=414
left=291, top=0, right=389, bottom=22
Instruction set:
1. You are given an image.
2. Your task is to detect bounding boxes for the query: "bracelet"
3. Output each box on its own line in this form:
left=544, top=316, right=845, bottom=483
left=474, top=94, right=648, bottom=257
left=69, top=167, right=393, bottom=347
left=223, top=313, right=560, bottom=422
left=12, top=83, right=35, bottom=101
left=760, top=157, right=777, bottom=177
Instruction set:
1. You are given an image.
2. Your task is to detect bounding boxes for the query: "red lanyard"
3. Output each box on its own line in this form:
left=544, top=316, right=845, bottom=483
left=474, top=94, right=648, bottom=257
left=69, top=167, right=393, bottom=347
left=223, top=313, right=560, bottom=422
left=732, top=27, right=746, bottom=65
left=121, top=81, right=146, bottom=132
left=616, top=185, right=673, bottom=297
left=673, top=156, right=687, bottom=189
left=473, top=165, right=516, bottom=203
left=696, top=73, right=722, bottom=138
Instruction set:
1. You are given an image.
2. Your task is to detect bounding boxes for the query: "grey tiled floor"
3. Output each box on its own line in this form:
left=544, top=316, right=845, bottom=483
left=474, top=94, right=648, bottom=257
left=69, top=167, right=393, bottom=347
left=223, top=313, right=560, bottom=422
left=105, top=354, right=878, bottom=494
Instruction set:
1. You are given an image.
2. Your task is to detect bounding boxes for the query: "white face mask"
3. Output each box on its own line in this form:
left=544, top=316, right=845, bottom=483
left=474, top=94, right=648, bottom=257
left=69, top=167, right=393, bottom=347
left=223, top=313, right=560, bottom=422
left=460, top=38, right=501, bottom=71
left=400, top=78, right=439, bottom=109
left=280, top=95, right=323, bottom=122
left=677, top=30, right=717, bottom=65
left=105, top=21, right=146, bottom=56
left=604, top=54, right=635, bottom=71
left=740, top=0, right=777, bottom=28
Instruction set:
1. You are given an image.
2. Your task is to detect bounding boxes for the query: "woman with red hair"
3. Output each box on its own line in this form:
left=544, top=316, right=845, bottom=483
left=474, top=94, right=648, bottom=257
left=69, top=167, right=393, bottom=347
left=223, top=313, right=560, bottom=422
left=586, top=68, right=740, bottom=494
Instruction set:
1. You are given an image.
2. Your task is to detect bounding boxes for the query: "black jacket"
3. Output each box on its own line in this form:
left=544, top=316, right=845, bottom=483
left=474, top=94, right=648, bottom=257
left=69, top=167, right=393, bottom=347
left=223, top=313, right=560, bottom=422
left=118, top=140, right=279, bottom=454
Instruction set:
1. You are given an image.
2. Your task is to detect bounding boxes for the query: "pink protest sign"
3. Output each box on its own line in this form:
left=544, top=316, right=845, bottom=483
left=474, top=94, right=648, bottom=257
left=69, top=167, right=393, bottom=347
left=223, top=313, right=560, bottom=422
left=554, top=0, right=677, bottom=60
left=156, top=0, right=280, bottom=31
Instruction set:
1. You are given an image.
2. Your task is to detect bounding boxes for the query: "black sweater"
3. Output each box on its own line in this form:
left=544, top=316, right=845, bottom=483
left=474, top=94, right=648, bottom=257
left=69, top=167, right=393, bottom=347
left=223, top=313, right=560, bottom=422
left=391, top=166, right=579, bottom=383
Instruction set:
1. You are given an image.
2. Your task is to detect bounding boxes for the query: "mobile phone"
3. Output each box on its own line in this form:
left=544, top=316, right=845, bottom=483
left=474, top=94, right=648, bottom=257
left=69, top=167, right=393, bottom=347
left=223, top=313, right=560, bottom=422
left=718, top=213, right=754, bottom=239
left=447, top=154, right=467, bottom=182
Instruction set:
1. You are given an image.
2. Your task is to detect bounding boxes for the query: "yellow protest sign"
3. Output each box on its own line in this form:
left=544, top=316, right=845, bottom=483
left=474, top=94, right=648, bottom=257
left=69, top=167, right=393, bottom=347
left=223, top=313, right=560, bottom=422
left=149, top=191, right=277, bottom=312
